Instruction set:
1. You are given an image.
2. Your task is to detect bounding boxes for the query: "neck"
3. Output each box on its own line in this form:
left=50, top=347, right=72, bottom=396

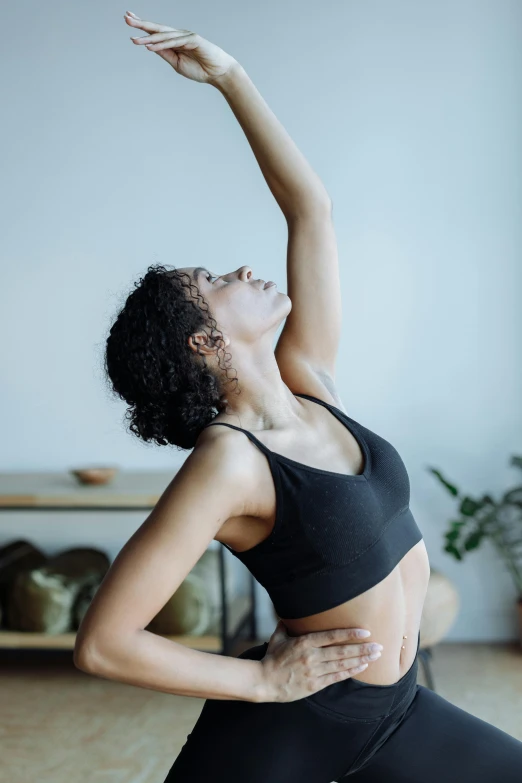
left=218, top=338, right=303, bottom=430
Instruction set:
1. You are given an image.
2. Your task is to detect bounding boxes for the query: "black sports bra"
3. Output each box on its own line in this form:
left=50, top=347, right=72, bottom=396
left=205, top=393, right=423, bottom=620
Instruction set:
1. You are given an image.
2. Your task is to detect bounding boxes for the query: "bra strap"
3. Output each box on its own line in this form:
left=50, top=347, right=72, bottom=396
left=294, top=392, right=333, bottom=409
left=295, top=392, right=352, bottom=423
left=204, top=422, right=273, bottom=458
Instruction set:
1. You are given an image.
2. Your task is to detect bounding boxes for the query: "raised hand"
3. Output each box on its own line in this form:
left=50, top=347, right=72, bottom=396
left=124, top=10, right=239, bottom=85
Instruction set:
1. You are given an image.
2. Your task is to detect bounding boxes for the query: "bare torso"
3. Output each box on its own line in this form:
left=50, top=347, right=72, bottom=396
left=280, top=540, right=430, bottom=685
left=212, top=393, right=431, bottom=686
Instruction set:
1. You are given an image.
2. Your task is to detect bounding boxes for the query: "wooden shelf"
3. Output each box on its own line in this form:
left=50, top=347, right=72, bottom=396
left=0, top=472, right=259, bottom=654
left=0, top=470, right=177, bottom=509
left=0, top=594, right=252, bottom=651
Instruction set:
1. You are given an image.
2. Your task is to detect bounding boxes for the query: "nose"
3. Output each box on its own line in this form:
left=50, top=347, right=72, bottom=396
left=237, top=265, right=253, bottom=281
left=219, top=266, right=253, bottom=284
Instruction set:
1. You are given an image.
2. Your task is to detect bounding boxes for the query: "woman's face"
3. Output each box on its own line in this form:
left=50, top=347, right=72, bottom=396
left=174, top=265, right=291, bottom=348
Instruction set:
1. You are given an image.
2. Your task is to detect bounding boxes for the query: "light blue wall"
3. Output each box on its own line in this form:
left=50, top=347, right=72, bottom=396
left=1, top=1, right=521, bottom=641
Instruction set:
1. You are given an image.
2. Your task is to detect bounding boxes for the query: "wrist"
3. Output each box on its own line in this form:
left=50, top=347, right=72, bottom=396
left=250, top=659, right=277, bottom=704
left=210, top=61, right=247, bottom=93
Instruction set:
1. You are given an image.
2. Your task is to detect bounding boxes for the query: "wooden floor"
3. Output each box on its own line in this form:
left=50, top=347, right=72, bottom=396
left=1, top=640, right=521, bottom=783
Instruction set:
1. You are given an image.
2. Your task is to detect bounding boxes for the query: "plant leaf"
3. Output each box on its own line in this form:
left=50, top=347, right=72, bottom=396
left=503, top=488, right=522, bottom=507
left=460, top=496, right=482, bottom=517
left=444, top=542, right=463, bottom=560
left=445, top=519, right=467, bottom=542
left=445, top=529, right=461, bottom=542
left=428, top=467, right=459, bottom=496
left=464, top=530, right=483, bottom=550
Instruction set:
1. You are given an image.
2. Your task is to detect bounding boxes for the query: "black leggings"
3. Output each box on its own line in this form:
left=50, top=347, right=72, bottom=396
left=164, top=635, right=522, bottom=782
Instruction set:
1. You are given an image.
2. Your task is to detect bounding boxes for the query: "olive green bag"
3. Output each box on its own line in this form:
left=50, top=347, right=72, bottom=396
left=0, top=539, right=47, bottom=628
left=146, top=549, right=239, bottom=636
left=8, top=547, right=110, bottom=634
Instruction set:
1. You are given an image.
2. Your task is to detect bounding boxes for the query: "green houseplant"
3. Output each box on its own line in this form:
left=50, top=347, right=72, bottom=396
left=428, top=456, right=522, bottom=646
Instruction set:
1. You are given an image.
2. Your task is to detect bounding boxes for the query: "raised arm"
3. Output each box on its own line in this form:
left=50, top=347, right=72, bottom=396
left=124, top=11, right=342, bottom=392
left=214, top=68, right=342, bottom=389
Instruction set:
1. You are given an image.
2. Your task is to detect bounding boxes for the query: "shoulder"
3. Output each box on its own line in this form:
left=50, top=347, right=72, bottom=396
left=155, top=425, right=260, bottom=530
left=188, top=422, right=262, bottom=491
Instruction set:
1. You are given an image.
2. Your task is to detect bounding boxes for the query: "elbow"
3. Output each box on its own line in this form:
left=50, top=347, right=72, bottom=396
left=73, top=637, right=98, bottom=674
left=73, top=634, right=111, bottom=675
left=74, top=628, right=135, bottom=677
left=286, top=193, right=333, bottom=222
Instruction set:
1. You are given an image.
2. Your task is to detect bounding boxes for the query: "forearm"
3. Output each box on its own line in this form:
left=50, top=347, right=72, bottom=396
left=75, top=629, right=269, bottom=703
left=213, top=63, right=331, bottom=219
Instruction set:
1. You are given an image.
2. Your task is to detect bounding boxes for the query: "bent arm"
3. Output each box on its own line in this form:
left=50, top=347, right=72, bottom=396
left=76, top=623, right=265, bottom=702
left=74, top=435, right=267, bottom=703
left=214, top=63, right=331, bottom=219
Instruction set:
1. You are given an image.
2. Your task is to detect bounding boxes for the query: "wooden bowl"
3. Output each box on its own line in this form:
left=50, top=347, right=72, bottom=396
left=70, top=467, right=119, bottom=485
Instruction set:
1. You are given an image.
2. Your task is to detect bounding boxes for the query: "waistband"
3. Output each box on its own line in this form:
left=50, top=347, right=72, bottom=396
left=350, top=629, right=421, bottom=691
left=302, top=630, right=421, bottom=722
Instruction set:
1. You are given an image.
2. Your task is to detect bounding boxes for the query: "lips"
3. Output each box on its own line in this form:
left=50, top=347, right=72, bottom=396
left=263, top=281, right=276, bottom=289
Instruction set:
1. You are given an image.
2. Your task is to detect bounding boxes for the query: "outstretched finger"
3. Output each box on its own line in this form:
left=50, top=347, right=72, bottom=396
left=146, top=34, right=196, bottom=52
left=124, top=11, right=176, bottom=34
left=131, top=31, right=194, bottom=46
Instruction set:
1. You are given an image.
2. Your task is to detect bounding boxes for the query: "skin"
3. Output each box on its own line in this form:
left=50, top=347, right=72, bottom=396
left=178, top=262, right=430, bottom=687
left=73, top=10, right=430, bottom=703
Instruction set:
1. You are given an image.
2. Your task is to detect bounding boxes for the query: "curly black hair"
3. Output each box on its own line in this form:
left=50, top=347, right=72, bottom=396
left=104, top=264, right=239, bottom=450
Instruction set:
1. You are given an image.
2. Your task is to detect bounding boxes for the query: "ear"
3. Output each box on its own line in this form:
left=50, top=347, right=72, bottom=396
left=187, top=329, right=230, bottom=357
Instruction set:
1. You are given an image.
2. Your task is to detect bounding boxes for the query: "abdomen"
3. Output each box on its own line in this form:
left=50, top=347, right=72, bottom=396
left=280, top=539, right=431, bottom=685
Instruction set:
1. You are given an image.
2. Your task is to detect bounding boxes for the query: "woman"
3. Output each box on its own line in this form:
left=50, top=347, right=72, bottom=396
left=74, top=10, right=522, bottom=782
